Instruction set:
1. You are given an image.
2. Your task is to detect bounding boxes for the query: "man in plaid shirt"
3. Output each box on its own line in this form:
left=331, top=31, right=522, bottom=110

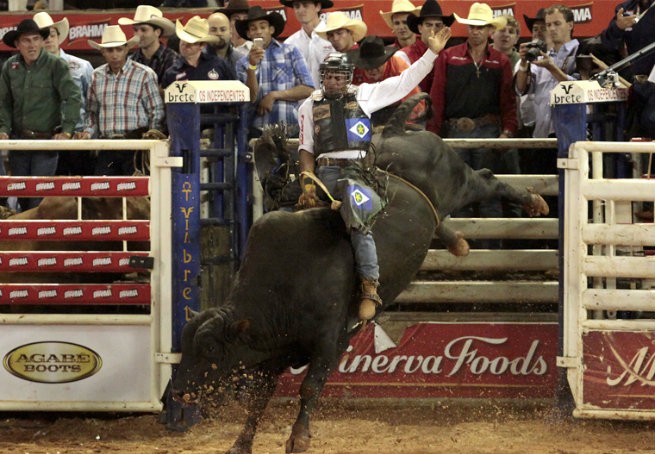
left=235, top=7, right=314, bottom=137
left=77, top=26, right=165, bottom=176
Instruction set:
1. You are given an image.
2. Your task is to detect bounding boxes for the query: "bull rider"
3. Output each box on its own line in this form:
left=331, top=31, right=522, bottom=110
left=297, top=26, right=451, bottom=323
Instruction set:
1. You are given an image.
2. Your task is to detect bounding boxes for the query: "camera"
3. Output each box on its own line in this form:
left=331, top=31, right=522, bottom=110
left=525, top=40, right=547, bottom=62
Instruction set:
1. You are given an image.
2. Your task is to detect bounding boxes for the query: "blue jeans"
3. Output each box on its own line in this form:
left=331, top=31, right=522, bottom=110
left=317, top=165, right=379, bottom=281
left=8, top=150, right=58, bottom=211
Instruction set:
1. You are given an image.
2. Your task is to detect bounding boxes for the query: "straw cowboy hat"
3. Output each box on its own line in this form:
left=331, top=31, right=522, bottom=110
left=380, top=0, right=421, bottom=29
left=88, top=25, right=139, bottom=51
left=215, top=0, right=250, bottom=18
left=235, top=6, right=286, bottom=40
left=33, top=11, right=69, bottom=45
left=407, top=0, right=454, bottom=34
left=523, top=8, right=546, bottom=31
left=118, top=5, right=175, bottom=36
left=453, top=2, right=507, bottom=30
left=315, top=11, right=367, bottom=42
left=347, top=36, right=397, bottom=69
left=280, top=0, right=333, bottom=9
left=2, top=19, right=49, bottom=48
left=176, top=16, right=219, bottom=44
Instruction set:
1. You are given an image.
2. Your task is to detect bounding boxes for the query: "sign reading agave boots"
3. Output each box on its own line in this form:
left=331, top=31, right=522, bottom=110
left=3, top=341, right=102, bottom=384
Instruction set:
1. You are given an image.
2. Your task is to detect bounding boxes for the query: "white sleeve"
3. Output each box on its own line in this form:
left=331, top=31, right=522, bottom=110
left=298, top=97, right=315, bottom=154
left=395, top=50, right=411, bottom=66
left=648, top=64, right=655, bottom=83
left=356, top=49, right=438, bottom=116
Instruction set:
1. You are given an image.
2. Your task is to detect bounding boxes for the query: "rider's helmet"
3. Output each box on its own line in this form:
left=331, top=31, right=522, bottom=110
left=319, top=52, right=353, bottom=98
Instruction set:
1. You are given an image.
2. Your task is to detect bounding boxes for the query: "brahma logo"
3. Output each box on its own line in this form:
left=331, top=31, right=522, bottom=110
left=68, top=22, right=108, bottom=43
left=492, top=3, right=516, bottom=17
left=3, top=342, right=102, bottom=384
left=571, top=2, right=593, bottom=23
left=117, top=182, right=136, bottom=191
left=35, top=182, right=55, bottom=191
left=62, top=182, right=81, bottom=191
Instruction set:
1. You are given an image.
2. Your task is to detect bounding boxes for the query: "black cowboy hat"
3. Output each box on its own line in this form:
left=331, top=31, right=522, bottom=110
left=523, top=8, right=546, bottom=31
left=2, top=18, right=49, bottom=48
left=235, top=6, right=286, bottom=40
left=279, top=0, right=333, bottom=9
left=215, top=0, right=250, bottom=18
left=347, top=36, right=397, bottom=70
left=407, top=0, right=454, bottom=34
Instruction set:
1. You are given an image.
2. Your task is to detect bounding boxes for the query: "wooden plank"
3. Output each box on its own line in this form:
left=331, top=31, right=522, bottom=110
left=396, top=281, right=559, bottom=303
left=582, top=224, right=655, bottom=246
left=443, top=218, right=559, bottom=239
left=422, top=249, right=559, bottom=272
left=582, top=288, right=655, bottom=311
left=584, top=256, right=655, bottom=278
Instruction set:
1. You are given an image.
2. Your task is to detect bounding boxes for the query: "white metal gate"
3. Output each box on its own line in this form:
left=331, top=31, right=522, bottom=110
left=559, top=140, right=655, bottom=419
left=0, top=139, right=177, bottom=411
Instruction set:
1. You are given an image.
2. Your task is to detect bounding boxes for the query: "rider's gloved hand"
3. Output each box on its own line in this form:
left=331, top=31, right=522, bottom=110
left=297, top=173, right=319, bottom=209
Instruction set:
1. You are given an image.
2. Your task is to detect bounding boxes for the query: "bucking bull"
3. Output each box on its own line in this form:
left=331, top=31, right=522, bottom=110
left=169, top=94, right=549, bottom=453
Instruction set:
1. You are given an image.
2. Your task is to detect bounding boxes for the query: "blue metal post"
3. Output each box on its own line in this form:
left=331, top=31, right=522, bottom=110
left=167, top=102, right=201, bottom=352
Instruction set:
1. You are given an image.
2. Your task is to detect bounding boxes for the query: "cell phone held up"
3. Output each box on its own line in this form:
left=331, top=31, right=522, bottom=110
left=253, top=38, right=264, bottom=49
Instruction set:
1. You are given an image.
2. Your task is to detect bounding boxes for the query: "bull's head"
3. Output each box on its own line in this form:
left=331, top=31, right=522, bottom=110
left=172, top=307, right=252, bottom=404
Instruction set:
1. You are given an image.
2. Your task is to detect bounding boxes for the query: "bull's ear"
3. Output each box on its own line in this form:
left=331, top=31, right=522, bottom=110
left=230, top=319, right=250, bottom=337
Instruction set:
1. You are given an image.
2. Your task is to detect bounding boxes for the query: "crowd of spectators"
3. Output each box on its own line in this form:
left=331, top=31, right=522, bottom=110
left=0, top=0, right=653, bottom=213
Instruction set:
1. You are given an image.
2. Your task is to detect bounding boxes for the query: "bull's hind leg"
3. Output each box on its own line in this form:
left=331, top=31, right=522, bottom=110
left=472, top=169, right=549, bottom=217
left=227, top=370, right=278, bottom=454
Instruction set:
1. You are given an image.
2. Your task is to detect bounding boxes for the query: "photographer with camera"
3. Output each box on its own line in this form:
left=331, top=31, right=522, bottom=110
left=514, top=5, right=579, bottom=172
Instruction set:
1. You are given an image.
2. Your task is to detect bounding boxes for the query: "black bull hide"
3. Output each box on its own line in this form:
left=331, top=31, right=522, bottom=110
left=170, top=94, right=549, bottom=454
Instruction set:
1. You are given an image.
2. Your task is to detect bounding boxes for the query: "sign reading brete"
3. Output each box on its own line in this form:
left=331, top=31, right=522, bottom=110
left=550, top=80, right=629, bottom=105
left=164, top=80, right=250, bottom=104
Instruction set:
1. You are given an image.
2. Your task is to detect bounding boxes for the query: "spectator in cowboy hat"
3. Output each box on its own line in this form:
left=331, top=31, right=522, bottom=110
left=162, top=16, right=236, bottom=87
left=315, top=11, right=367, bottom=53
left=0, top=19, right=81, bottom=211
left=524, top=8, right=548, bottom=44
left=235, top=5, right=314, bottom=138
left=78, top=26, right=164, bottom=176
left=402, top=0, right=453, bottom=91
left=217, top=0, right=253, bottom=53
left=428, top=2, right=515, bottom=238
left=380, top=0, right=421, bottom=54
left=118, top=5, right=178, bottom=85
left=349, top=35, right=425, bottom=127
left=282, top=0, right=335, bottom=87
left=206, top=11, right=246, bottom=73
left=33, top=11, right=95, bottom=176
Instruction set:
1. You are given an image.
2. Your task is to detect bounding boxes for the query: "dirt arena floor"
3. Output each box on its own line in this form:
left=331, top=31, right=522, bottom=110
left=2, top=399, right=655, bottom=454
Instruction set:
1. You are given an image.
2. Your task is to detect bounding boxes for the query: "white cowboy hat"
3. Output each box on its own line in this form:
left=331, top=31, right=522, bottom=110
left=315, top=11, right=367, bottom=42
left=88, top=25, right=139, bottom=51
left=118, top=5, right=175, bottom=37
left=176, top=16, right=219, bottom=44
left=453, top=2, right=507, bottom=30
left=379, top=0, right=421, bottom=29
left=33, top=11, right=69, bottom=45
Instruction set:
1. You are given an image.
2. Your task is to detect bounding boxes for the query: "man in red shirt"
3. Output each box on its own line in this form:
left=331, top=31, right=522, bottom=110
left=428, top=2, right=517, bottom=231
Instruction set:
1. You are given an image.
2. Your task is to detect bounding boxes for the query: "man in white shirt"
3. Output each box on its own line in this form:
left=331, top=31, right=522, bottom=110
left=297, top=27, right=451, bottom=323
left=282, top=0, right=335, bottom=87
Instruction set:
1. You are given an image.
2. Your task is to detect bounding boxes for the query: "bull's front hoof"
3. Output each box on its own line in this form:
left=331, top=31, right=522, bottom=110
left=524, top=193, right=549, bottom=217
left=285, top=423, right=311, bottom=453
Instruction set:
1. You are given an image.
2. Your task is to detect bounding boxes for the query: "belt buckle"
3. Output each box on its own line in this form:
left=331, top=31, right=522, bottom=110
left=22, top=130, right=36, bottom=139
left=456, top=118, right=476, bottom=132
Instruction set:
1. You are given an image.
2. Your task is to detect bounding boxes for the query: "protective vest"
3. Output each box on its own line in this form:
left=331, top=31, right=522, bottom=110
left=311, top=89, right=371, bottom=155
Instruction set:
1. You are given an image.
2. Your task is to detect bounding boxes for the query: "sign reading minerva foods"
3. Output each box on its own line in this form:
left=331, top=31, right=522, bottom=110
left=276, top=323, right=559, bottom=399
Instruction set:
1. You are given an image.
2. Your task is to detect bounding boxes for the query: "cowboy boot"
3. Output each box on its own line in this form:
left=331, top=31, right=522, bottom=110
left=359, top=278, right=382, bottom=321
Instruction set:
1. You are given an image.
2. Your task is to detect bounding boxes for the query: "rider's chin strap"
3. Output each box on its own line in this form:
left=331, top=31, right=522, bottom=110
left=300, top=171, right=342, bottom=210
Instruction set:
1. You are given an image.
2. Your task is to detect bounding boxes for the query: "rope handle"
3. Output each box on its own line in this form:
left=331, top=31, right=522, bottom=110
left=299, top=171, right=338, bottom=203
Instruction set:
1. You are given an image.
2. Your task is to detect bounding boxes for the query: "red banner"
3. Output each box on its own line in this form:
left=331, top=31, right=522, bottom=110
left=0, top=220, right=150, bottom=241
left=0, top=1, right=617, bottom=52
left=583, top=331, right=655, bottom=410
left=275, top=322, right=558, bottom=399
left=0, top=176, right=149, bottom=197
left=0, top=283, right=150, bottom=305
left=0, top=251, right=149, bottom=273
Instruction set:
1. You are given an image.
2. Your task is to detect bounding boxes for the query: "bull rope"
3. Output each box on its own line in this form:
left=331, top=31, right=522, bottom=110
left=378, top=170, right=440, bottom=228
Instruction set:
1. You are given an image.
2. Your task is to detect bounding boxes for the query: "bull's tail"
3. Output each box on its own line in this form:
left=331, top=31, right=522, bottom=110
left=381, top=93, right=431, bottom=139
